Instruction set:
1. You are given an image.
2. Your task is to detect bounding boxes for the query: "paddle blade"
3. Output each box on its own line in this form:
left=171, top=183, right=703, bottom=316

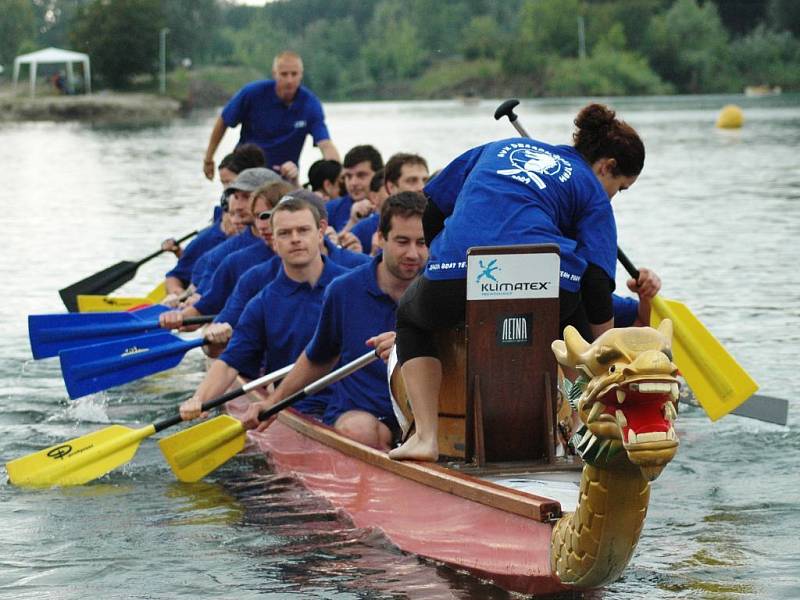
left=651, top=297, right=758, bottom=421
left=7, top=424, right=155, bottom=487
left=76, top=282, right=167, bottom=312
left=159, top=415, right=246, bottom=482
left=59, top=260, right=140, bottom=312
left=59, top=331, right=203, bottom=399
left=29, top=310, right=165, bottom=359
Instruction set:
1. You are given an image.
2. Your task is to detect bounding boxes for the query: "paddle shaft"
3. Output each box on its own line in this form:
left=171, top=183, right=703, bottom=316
left=135, top=230, right=198, bottom=268
left=257, top=351, right=379, bottom=422
left=153, top=363, right=295, bottom=432
left=39, top=314, right=214, bottom=344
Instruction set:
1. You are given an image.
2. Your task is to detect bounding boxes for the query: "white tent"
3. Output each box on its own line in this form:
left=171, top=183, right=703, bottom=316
left=12, top=47, right=92, bottom=97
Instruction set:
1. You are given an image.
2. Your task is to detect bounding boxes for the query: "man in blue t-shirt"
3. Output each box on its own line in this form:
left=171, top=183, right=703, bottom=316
left=324, top=145, right=383, bottom=233
left=352, top=153, right=429, bottom=255
left=240, top=192, right=429, bottom=451
left=202, top=51, right=340, bottom=181
left=178, top=196, right=347, bottom=421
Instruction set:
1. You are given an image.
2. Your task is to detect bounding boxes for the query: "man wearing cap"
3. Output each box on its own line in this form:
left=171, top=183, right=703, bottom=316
left=202, top=51, right=340, bottom=180
left=190, top=167, right=286, bottom=296
left=177, top=196, right=348, bottom=420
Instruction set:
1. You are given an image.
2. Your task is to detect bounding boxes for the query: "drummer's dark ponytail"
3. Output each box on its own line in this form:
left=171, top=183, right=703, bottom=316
left=573, top=104, right=644, bottom=177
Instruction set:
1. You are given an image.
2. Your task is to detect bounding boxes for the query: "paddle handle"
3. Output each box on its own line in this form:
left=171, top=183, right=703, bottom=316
left=616, top=247, right=640, bottom=280
left=180, top=315, right=215, bottom=328
left=136, top=230, right=199, bottom=267
left=152, top=363, right=295, bottom=432
left=257, top=351, right=379, bottom=422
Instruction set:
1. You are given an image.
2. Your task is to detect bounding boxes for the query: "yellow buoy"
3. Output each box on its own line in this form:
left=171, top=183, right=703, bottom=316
left=716, top=104, right=744, bottom=129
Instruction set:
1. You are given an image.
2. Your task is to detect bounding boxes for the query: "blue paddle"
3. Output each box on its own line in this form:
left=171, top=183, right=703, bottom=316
left=29, top=307, right=213, bottom=359
left=58, top=331, right=208, bottom=399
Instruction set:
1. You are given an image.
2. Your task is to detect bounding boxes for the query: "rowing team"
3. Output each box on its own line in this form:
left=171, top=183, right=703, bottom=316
left=155, top=142, right=661, bottom=460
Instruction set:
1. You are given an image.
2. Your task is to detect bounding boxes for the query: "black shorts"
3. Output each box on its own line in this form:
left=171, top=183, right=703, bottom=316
left=396, top=276, right=594, bottom=365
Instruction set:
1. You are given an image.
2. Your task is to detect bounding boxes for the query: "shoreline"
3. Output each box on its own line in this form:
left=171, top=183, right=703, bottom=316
left=0, top=92, right=181, bottom=123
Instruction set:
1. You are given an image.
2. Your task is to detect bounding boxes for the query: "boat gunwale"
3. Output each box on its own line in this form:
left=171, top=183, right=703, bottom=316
left=260, top=409, right=564, bottom=523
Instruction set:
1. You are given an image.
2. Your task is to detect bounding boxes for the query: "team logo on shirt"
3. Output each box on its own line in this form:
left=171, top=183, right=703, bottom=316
left=294, top=120, right=307, bottom=128
left=496, top=143, right=572, bottom=189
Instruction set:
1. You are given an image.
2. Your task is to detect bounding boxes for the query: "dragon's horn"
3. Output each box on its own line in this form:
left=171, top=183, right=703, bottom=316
left=552, top=325, right=592, bottom=368
left=657, top=318, right=673, bottom=351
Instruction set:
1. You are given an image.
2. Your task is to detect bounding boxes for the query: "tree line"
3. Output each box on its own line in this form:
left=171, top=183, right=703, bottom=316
left=3, top=0, right=799, bottom=98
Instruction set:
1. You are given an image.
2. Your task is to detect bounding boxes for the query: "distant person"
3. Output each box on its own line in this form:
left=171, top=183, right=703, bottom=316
left=202, top=51, right=340, bottom=180
left=306, top=159, right=343, bottom=201
left=352, top=153, right=429, bottom=254
left=325, top=145, right=383, bottom=233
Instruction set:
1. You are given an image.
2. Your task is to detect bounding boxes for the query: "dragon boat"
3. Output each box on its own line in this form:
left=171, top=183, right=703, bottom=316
left=239, top=244, right=681, bottom=596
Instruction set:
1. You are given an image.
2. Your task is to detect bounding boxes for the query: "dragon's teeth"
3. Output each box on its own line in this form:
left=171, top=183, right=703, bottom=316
left=587, top=402, right=604, bottom=423
left=638, top=382, right=672, bottom=393
left=667, top=427, right=677, bottom=441
left=615, top=409, right=627, bottom=428
left=670, top=382, right=680, bottom=401
left=616, top=389, right=626, bottom=404
left=627, top=429, right=637, bottom=444
left=663, top=402, right=678, bottom=421
left=636, top=431, right=668, bottom=442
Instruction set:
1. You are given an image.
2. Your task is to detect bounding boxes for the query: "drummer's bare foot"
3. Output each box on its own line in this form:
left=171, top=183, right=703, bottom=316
left=388, top=433, right=438, bottom=461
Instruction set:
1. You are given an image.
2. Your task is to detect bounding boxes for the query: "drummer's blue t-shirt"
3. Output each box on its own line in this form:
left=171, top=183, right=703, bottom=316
left=221, top=81, right=330, bottom=167
left=166, top=224, right=227, bottom=286
left=424, top=138, right=616, bottom=292
left=220, top=258, right=347, bottom=415
left=612, top=294, right=640, bottom=327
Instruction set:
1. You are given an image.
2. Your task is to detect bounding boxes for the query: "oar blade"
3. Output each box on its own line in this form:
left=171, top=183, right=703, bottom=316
left=29, top=311, right=159, bottom=359
left=651, top=298, right=758, bottom=421
left=59, top=331, right=199, bottom=399
left=6, top=424, right=153, bottom=487
left=76, top=282, right=167, bottom=312
left=59, top=260, right=139, bottom=312
left=158, top=415, right=246, bottom=482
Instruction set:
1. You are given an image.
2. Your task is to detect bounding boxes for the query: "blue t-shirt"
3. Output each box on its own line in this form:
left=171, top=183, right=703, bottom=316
left=323, top=237, right=371, bottom=269
left=194, top=227, right=261, bottom=294
left=221, top=80, right=330, bottom=167
left=220, top=258, right=348, bottom=415
left=351, top=213, right=379, bottom=255
left=304, top=255, right=398, bottom=427
left=424, top=138, right=617, bottom=292
left=324, top=194, right=353, bottom=232
left=215, top=257, right=282, bottom=328
left=193, top=242, right=275, bottom=316
left=166, top=223, right=227, bottom=285
left=613, top=294, right=640, bottom=327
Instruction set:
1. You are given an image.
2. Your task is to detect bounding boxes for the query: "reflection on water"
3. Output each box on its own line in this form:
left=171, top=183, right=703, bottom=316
left=1, top=95, right=799, bottom=599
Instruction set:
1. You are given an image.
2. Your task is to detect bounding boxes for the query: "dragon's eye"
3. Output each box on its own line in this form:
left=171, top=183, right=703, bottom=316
left=609, top=364, right=616, bottom=373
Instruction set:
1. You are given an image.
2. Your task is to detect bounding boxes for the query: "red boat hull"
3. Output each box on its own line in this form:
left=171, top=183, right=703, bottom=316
left=250, top=412, right=569, bottom=596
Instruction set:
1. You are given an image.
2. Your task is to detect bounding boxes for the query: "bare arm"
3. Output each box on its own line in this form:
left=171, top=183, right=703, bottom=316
left=203, top=116, right=228, bottom=180
left=317, top=139, right=341, bottom=162
left=179, top=359, right=239, bottom=420
left=241, top=350, right=338, bottom=430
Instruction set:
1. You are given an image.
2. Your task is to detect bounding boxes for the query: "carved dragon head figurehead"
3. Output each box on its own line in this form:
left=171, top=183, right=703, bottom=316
left=551, top=321, right=679, bottom=481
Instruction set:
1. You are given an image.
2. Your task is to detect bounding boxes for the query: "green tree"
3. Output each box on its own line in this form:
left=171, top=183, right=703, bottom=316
left=768, top=0, right=800, bottom=35
left=70, top=0, right=164, bottom=88
left=460, top=15, right=504, bottom=59
left=161, top=0, right=221, bottom=66
left=645, top=0, right=733, bottom=93
left=0, top=0, right=36, bottom=67
left=363, top=2, right=429, bottom=82
left=729, top=24, right=800, bottom=87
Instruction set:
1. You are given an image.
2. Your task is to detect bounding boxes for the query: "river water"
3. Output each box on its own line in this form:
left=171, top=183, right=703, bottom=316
left=0, top=95, right=798, bottom=599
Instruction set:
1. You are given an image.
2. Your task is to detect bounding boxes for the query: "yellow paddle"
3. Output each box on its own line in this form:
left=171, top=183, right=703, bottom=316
left=160, top=351, right=378, bottom=482
left=617, top=249, right=758, bottom=420
left=6, top=364, right=293, bottom=487
left=77, top=282, right=167, bottom=312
